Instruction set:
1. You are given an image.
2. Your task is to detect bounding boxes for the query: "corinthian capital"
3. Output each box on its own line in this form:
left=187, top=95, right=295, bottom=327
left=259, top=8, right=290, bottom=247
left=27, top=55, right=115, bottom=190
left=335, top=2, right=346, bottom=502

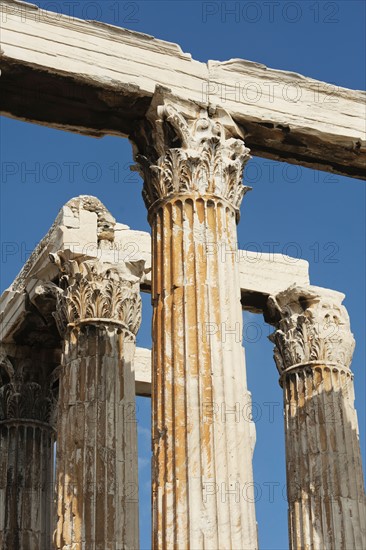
left=131, top=90, right=251, bottom=215
left=51, top=253, right=144, bottom=336
left=0, top=350, right=56, bottom=424
left=267, top=285, right=355, bottom=374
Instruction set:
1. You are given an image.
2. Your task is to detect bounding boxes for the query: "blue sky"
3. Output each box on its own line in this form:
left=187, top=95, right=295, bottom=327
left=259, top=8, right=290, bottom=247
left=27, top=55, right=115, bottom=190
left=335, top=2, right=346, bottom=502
left=0, top=1, right=365, bottom=549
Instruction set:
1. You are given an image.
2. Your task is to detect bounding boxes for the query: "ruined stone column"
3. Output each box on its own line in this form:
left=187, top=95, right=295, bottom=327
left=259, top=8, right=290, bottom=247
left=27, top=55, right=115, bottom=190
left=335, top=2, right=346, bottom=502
left=52, top=255, right=143, bottom=550
left=267, top=285, right=366, bottom=550
left=132, top=94, right=257, bottom=549
left=0, top=349, right=56, bottom=550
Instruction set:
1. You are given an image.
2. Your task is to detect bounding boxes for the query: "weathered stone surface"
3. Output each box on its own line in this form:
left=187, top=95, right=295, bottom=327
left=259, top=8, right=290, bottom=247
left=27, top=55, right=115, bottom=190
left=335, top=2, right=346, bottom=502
left=53, top=257, right=143, bottom=550
left=0, top=196, right=150, bottom=349
left=267, top=285, right=366, bottom=550
left=0, top=345, right=57, bottom=550
left=134, top=95, right=258, bottom=549
left=1, top=0, right=365, bottom=177
left=133, top=347, right=152, bottom=397
left=0, top=198, right=148, bottom=549
left=0, top=195, right=316, bottom=549
left=0, top=195, right=310, bottom=345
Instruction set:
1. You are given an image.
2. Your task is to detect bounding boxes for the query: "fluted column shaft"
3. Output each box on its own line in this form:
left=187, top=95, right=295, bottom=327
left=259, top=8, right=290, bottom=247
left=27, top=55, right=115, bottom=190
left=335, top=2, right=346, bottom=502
left=150, top=196, right=257, bottom=549
left=53, top=257, right=142, bottom=550
left=133, top=96, right=257, bottom=549
left=55, top=325, right=138, bottom=550
left=268, top=285, right=366, bottom=550
left=0, top=352, right=56, bottom=550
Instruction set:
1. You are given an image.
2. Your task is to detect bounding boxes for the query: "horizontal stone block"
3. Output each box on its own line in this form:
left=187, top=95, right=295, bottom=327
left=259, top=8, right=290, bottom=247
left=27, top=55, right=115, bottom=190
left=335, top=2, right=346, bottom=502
left=1, top=0, right=364, bottom=178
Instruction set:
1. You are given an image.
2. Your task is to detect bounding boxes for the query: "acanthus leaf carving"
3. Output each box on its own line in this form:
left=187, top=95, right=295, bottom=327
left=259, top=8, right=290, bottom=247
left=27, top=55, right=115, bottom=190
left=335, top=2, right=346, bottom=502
left=0, top=352, right=57, bottom=424
left=133, top=100, right=251, bottom=214
left=51, top=253, right=143, bottom=335
left=267, top=285, right=355, bottom=374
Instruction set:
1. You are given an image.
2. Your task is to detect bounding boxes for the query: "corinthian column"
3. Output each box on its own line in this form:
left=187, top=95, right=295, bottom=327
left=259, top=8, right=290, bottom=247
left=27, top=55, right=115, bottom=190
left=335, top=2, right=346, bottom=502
left=267, top=285, right=366, bottom=550
left=132, top=93, right=257, bottom=549
left=0, top=348, right=56, bottom=550
left=52, top=254, right=143, bottom=550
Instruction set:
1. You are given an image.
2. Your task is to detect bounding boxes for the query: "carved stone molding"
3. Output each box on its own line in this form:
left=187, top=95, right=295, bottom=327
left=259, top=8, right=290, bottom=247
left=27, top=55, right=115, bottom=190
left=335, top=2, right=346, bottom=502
left=267, top=285, right=355, bottom=374
left=0, top=351, right=57, bottom=424
left=132, top=92, right=251, bottom=215
left=51, top=252, right=143, bottom=335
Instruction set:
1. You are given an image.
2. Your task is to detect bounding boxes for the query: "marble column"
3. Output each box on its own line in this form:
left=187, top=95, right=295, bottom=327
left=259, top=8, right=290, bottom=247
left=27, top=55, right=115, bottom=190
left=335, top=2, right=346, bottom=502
left=0, top=348, right=56, bottom=550
left=132, top=94, right=258, bottom=549
left=52, top=255, right=143, bottom=550
left=267, top=285, right=366, bottom=550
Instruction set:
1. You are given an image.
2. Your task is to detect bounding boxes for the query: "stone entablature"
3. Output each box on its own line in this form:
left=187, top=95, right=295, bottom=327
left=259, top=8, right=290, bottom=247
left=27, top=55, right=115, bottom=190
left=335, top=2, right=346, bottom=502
left=2, top=0, right=365, bottom=178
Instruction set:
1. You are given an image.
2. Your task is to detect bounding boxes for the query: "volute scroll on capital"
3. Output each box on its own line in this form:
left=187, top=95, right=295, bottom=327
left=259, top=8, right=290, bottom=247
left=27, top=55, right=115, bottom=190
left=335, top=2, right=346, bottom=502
left=266, top=285, right=355, bottom=375
left=131, top=90, right=252, bottom=217
left=50, top=252, right=144, bottom=336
